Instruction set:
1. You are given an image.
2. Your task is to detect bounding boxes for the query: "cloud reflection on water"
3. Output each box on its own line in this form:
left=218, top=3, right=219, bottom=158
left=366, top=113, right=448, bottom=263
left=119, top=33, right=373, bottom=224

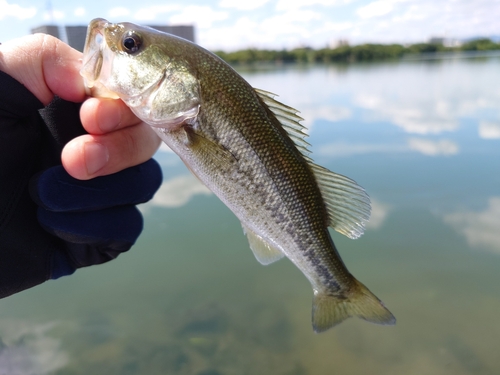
left=318, top=138, right=459, bottom=157
left=243, top=61, right=500, bottom=147
left=299, top=105, right=352, bottom=131
left=366, top=198, right=391, bottom=230
left=355, top=93, right=459, bottom=135
left=149, top=174, right=212, bottom=209
left=478, top=121, right=500, bottom=140
left=444, top=197, right=500, bottom=253
left=0, top=321, right=68, bottom=375
left=318, top=141, right=406, bottom=157
left=408, top=138, right=459, bottom=156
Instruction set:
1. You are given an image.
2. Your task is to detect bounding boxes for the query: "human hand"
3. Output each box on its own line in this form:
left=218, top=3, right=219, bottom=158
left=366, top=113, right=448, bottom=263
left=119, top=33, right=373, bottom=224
left=30, top=160, right=162, bottom=278
left=0, top=34, right=163, bottom=297
left=0, top=33, right=161, bottom=179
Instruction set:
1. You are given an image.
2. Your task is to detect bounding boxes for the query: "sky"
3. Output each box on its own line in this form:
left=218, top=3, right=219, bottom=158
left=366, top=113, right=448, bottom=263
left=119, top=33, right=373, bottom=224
left=0, top=0, right=499, bottom=51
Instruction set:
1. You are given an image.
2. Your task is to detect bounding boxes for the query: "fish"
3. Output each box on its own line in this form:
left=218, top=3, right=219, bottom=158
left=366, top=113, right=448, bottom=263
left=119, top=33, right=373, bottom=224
left=80, top=18, right=396, bottom=332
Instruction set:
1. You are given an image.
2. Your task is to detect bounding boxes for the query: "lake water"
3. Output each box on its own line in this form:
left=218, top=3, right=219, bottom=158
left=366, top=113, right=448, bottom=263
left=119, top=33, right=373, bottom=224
left=1, top=54, right=500, bottom=375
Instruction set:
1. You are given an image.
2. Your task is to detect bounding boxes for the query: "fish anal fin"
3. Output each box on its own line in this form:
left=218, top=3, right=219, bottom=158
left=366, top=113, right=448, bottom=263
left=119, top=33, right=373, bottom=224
left=312, top=278, right=396, bottom=333
left=242, top=225, right=285, bottom=266
left=310, top=163, right=371, bottom=240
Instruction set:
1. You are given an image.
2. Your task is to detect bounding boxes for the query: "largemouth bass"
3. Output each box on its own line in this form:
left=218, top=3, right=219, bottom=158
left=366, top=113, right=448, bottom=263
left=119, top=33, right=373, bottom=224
left=80, top=18, right=395, bottom=332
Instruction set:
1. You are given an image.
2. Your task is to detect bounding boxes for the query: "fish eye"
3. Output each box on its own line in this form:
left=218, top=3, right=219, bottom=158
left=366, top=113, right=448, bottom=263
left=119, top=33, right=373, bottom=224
left=122, top=32, right=142, bottom=54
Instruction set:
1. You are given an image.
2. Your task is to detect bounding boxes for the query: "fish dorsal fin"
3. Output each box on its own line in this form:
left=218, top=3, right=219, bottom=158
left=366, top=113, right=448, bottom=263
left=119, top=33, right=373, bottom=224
left=255, top=88, right=312, bottom=158
left=254, top=88, right=371, bottom=239
left=242, top=225, right=285, bottom=265
left=311, top=163, right=371, bottom=239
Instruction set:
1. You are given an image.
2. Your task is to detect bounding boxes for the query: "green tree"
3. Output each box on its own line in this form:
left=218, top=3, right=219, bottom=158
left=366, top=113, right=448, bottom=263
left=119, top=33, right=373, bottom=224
left=461, top=38, right=500, bottom=51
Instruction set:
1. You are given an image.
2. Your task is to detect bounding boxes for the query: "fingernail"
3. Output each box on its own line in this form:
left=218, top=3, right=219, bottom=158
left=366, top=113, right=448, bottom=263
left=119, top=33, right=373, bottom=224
left=84, top=142, right=109, bottom=175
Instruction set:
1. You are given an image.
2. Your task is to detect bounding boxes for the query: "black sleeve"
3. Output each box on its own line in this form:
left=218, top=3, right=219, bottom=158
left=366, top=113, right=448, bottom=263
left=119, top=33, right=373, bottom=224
left=0, top=70, right=84, bottom=297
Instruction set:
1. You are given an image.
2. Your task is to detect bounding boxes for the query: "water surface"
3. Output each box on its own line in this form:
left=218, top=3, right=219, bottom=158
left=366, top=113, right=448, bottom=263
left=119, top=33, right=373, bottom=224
left=1, top=55, right=499, bottom=375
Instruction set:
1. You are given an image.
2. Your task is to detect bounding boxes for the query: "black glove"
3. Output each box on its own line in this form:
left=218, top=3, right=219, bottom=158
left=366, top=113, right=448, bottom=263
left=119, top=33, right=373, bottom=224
left=0, top=71, right=162, bottom=298
left=30, top=160, right=162, bottom=278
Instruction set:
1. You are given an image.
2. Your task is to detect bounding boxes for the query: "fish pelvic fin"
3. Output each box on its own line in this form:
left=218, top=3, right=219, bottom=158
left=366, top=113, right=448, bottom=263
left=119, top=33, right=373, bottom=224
left=312, top=278, right=396, bottom=333
left=242, top=225, right=285, bottom=265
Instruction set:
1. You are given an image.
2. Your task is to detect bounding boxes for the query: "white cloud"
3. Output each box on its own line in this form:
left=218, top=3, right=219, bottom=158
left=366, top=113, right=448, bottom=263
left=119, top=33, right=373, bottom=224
left=408, top=138, right=459, bottom=156
left=108, top=7, right=131, bottom=18
left=169, top=6, right=228, bottom=28
left=43, top=9, right=64, bottom=21
left=135, top=5, right=181, bottom=21
left=357, top=0, right=398, bottom=19
left=194, top=0, right=500, bottom=50
left=219, top=0, right=271, bottom=10
left=263, top=9, right=322, bottom=29
left=150, top=174, right=212, bottom=208
left=392, top=3, right=430, bottom=22
left=444, top=197, right=500, bottom=253
left=241, top=9, right=323, bottom=48
left=1, top=0, right=499, bottom=53
left=349, top=0, right=500, bottom=44
left=276, top=0, right=352, bottom=11
left=200, top=9, right=324, bottom=50
left=479, top=121, right=500, bottom=140
left=73, top=7, right=85, bottom=17
left=322, top=21, right=354, bottom=33
left=0, top=0, right=36, bottom=20
left=199, top=16, right=261, bottom=50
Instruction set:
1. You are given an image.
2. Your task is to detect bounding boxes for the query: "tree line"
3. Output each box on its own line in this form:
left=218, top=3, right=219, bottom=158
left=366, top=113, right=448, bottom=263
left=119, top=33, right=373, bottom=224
left=214, top=38, right=500, bottom=65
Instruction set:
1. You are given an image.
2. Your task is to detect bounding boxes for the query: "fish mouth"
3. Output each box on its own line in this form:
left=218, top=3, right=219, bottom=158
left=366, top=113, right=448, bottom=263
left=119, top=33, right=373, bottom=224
left=80, top=18, right=119, bottom=98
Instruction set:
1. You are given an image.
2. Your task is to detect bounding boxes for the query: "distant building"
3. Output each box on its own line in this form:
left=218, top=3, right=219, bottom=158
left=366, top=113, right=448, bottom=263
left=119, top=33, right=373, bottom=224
left=148, top=25, right=195, bottom=44
left=428, top=37, right=445, bottom=45
left=65, top=26, right=88, bottom=52
left=329, top=39, right=349, bottom=49
left=444, top=39, right=462, bottom=48
left=31, top=25, right=60, bottom=39
left=428, top=36, right=462, bottom=48
left=31, top=24, right=195, bottom=52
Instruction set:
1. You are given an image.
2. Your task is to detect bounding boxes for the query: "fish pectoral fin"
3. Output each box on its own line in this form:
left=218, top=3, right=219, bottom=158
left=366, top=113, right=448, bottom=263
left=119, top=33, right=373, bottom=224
left=184, top=127, right=237, bottom=167
left=310, top=163, right=371, bottom=240
left=312, top=278, right=396, bottom=333
left=242, top=225, right=285, bottom=266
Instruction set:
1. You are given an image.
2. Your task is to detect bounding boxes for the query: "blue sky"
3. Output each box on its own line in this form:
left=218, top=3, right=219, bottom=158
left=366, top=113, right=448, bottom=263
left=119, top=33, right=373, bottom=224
left=1, top=0, right=498, bottom=51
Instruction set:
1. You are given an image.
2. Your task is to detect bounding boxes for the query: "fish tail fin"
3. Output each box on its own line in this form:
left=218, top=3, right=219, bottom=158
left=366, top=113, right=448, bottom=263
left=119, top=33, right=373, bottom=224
left=312, top=278, right=396, bottom=333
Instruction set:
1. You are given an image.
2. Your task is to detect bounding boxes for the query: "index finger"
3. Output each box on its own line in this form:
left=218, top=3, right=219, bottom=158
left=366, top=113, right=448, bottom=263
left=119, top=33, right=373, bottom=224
left=80, top=97, right=142, bottom=135
left=0, top=34, right=85, bottom=105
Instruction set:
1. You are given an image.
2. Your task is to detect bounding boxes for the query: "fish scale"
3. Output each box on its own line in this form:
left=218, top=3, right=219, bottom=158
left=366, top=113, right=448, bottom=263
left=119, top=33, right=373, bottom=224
left=80, top=18, right=396, bottom=332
